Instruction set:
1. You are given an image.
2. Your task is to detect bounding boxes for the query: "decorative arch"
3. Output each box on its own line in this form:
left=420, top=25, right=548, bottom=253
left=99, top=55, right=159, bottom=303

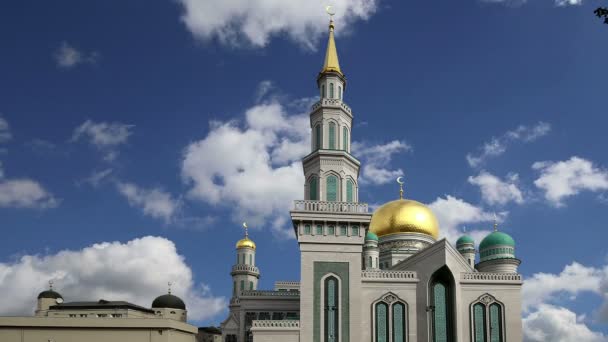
left=469, top=294, right=505, bottom=342
left=371, top=293, right=409, bottom=342
left=329, top=122, right=337, bottom=149
left=324, top=171, right=341, bottom=202
left=320, top=273, right=342, bottom=342
left=308, top=174, right=319, bottom=201
left=345, top=176, right=356, bottom=203
left=429, top=266, right=456, bottom=342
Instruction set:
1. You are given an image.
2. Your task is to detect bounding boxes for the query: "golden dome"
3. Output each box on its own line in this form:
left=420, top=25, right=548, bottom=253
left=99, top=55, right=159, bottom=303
left=369, top=199, right=439, bottom=239
left=236, top=237, right=256, bottom=250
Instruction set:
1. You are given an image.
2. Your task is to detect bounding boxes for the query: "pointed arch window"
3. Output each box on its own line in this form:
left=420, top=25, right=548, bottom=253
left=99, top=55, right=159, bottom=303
left=326, top=175, right=338, bottom=202
left=315, top=124, right=322, bottom=150
left=338, top=86, right=342, bottom=100
left=249, top=281, right=254, bottom=290
left=321, top=84, right=326, bottom=98
left=240, top=280, right=244, bottom=292
left=373, top=294, right=407, bottom=342
left=471, top=295, right=504, bottom=342
left=368, top=256, right=373, bottom=268
left=324, top=276, right=339, bottom=342
left=249, top=254, right=252, bottom=265
left=375, top=302, right=389, bottom=342
left=343, top=127, right=348, bottom=151
left=329, top=122, right=336, bottom=149
left=346, top=179, right=354, bottom=202
left=310, top=176, right=318, bottom=200
left=430, top=267, right=455, bottom=342
left=329, top=83, right=335, bottom=99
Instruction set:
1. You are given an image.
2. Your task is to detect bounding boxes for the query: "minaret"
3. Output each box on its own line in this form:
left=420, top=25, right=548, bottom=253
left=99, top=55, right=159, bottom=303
left=302, top=18, right=360, bottom=203
left=456, top=230, right=476, bottom=268
left=290, top=16, right=372, bottom=342
left=363, top=231, right=379, bottom=270
left=35, top=281, right=63, bottom=316
left=476, top=220, right=521, bottom=273
left=230, top=223, right=260, bottom=298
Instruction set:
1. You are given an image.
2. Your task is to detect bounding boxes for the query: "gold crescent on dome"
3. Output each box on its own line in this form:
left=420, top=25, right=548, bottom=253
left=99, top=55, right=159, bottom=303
left=325, top=5, right=336, bottom=17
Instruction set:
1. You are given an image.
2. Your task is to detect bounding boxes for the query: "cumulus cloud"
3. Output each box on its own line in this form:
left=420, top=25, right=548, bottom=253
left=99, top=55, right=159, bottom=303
left=467, top=122, right=551, bottom=168
left=176, top=0, right=378, bottom=49
left=352, top=140, right=411, bottom=185
left=427, top=195, right=500, bottom=243
left=468, top=171, right=524, bottom=206
left=117, top=182, right=181, bottom=223
left=0, top=236, right=226, bottom=321
left=71, top=120, right=134, bottom=161
left=0, top=178, right=58, bottom=209
left=555, top=0, right=583, bottom=6
left=0, top=115, right=11, bottom=143
left=78, top=168, right=113, bottom=187
left=54, top=42, right=99, bottom=68
left=523, top=304, right=607, bottom=342
left=532, top=156, right=608, bottom=207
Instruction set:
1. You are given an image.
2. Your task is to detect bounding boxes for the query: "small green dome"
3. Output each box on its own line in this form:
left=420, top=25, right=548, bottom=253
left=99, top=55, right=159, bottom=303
left=365, top=231, right=378, bottom=241
left=456, top=235, right=474, bottom=246
left=479, top=231, right=515, bottom=250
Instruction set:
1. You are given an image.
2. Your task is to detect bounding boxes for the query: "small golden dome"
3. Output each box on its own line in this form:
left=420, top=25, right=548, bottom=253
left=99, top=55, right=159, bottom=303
left=370, top=199, right=439, bottom=239
left=236, top=237, right=256, bottom=250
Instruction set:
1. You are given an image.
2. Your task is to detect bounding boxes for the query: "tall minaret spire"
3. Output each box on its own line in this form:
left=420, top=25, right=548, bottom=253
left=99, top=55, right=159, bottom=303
left=321, top=17, right=342, bottom=76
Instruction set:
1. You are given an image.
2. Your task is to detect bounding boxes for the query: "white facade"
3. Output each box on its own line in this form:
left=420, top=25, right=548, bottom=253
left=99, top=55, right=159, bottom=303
left=220, top=20, right=523, bottom=342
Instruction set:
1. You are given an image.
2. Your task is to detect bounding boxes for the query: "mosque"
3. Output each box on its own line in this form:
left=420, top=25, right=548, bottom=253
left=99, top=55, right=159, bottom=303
left=220, top=18, right=523, bottom=342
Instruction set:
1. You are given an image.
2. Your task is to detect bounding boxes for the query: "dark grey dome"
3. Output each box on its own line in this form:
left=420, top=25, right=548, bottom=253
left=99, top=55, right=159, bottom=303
left=38, top=290, right=63, bottom=300
left=152, top=294, right=186, bottom=310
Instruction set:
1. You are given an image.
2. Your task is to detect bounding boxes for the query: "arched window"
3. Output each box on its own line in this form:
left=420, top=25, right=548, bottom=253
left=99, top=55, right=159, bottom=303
left=393, top=302, right=406, bottom=342
left=430, top=266, right=455, bottom=342
left=240, top=280, right=244, bottom=292
left=473, top=303, right=486, bottom=342
left=249, top=254, right=252, bottom=265
left=233, top=281, right=236, bottom=296
left=315, top=124, right=322, bottom=150
left=338, top=86, right=342, bottom=100
left=329, top=122, right=336, bottom=149
left=326, top=175, right=338, bottom=202
left=346, top=179, right=354, bottom=202
left=249, top=281, right=254, bottom=290
left=375, top=302, right=389, bottom=342
left=310, top=176, right=318, bottom=200
left=490, top=304, right=503, bottom=342
left=321, top=84, right=326, bottom=98
left=368, top=256, right=373, bottom=268
left=343, top=127, right=348, bottom=151
left=471, top=295, right=504, bottom=342
left=304, top=224, right=311, bottom=235
left=325, top=276, right=339, bottom=342
left=330, top=83, right=335, bottom=99
left=316, top=224, right=323, bottom=235
left=328, top=225, right=335, bottom=235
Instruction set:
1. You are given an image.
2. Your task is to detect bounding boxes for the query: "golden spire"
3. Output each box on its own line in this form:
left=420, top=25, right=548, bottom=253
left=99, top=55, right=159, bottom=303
left=320, top=7, right=343, bottom=76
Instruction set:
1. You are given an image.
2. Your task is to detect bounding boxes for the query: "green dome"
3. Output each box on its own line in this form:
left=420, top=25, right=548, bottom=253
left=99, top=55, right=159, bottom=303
left=456, top=235, right=474, bottom=246
left=365, top=231, right=378, bottom=241
left=479, top=231, right=515, bottom=250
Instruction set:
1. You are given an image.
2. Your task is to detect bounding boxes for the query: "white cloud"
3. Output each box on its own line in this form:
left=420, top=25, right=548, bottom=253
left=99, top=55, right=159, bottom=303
left=523, top=262, right=603, bottom=311
left=0, top=178, right=58, bottom=209
left=0, top=236, right=226, bottom=322
left=352, top=140, right=411, bottom=185
left=0, top=115, right=11, bottom=143
left=532, top=156, right=608, bottom=207
left=79, top=168, right=113, bottom=187
left=467, top=122, right=551, bottom=167
left=468, top=171, right=524, bottom=206
left=54, top=42, right=99, bottom=68
left=176, top=0, right=379, bottom=49
left=117, top=182, right=181, bottom=223
left=523, top=304, right=607, bottom=342
left=555, top=0, right=583, bottom=6
left=71, top=120, right=134, bottom=161
left=427, top=195, right=500, bottom=243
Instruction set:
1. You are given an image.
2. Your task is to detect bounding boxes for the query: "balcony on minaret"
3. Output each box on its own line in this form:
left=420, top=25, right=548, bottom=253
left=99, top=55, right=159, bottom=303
left=292, top=200, right=368, bottom=213
left=310, top=98, right=352, bottom=116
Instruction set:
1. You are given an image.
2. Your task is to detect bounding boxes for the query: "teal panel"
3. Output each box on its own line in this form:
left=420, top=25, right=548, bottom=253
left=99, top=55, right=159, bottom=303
left=326, top=278, right=338, bottom=342
left=304, top=225, right=311, bottom=235
left=393, top=303, right=405, bottom=342
left=433, top=283, right=448, bottom=342
left=316, top=224, right=323, bottom=235
left=313, top=262, right=350, bottom=342
left=327, top=176, right=338, bottom=201
left=376, top=302, right=388, bottom=342
left=330, top=83, right=335, bottom=98
left=340, top=225, right=347, bottom=235
left=249, top=281, right=253, bottom=290
left=352, top=226, right=359, bottom=236
left=329, top=123, right=336, bottom=149
left=490, top=304, right=502, bottom=342
left=328, top=225, right=335, bottom=235
left=310, top=177, right=318, bottom=200
left=474, top=304, right=486, bottom=342
left=343, top=127, right=348, bottom=151
left=346, top=180, right=353, bottom=202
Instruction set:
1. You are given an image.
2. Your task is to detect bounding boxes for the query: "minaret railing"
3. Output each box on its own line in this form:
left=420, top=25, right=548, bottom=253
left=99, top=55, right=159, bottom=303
left=293, top=200, right=368, bottom=213
left=310, top=99, right=351, bottom=114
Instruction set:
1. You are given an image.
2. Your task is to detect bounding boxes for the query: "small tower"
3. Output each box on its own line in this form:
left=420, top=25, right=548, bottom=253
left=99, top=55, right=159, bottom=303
left=231, top=223, right=260, bottom=298
left=151, top=282, right=187, bottom=322
left=476, top=222, right=520, bottom=273
left=456, top=234, right=476, bottom=268
left=363, top=231, right=379, bottom=270
left=35, top=281, right=63, bottom=316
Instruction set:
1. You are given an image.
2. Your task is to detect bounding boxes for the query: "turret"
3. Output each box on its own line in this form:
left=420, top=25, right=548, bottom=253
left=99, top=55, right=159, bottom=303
left=476, top=228, right=520, bottom=273
left=363, top=231, right=379, bottom=270
left=230, top=223, right=260, bottom=298
left=152, top=283, right=187, bottom=322
left=35, top=281, right=63, bottom=316
left=456, top=234, right=476, bottom=268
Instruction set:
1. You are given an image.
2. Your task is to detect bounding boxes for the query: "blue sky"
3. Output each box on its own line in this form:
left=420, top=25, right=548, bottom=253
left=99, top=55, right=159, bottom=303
left=1, top=0, right=608, bottom=340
